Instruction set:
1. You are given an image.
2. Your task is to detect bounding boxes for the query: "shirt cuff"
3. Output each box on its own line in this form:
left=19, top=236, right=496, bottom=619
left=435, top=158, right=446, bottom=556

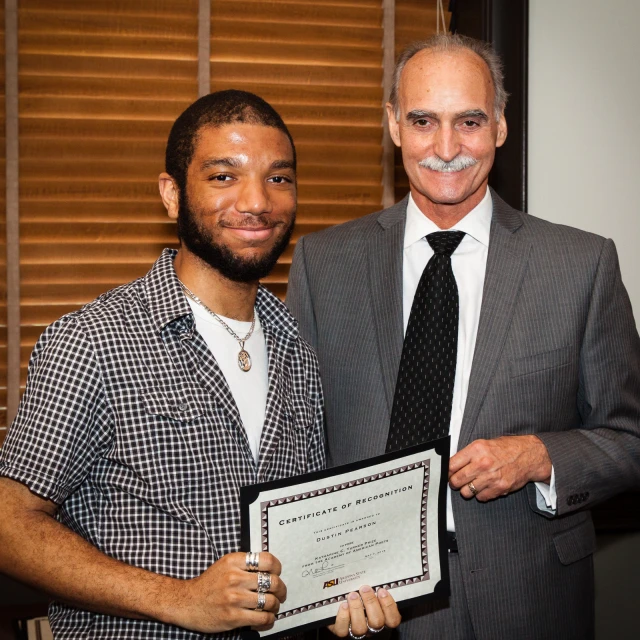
left=534, top=466, right=557, bottom=513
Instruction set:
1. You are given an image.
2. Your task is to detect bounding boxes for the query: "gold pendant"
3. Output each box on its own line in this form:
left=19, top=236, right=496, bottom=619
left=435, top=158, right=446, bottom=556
left=238, top=349, right=252, bottom=372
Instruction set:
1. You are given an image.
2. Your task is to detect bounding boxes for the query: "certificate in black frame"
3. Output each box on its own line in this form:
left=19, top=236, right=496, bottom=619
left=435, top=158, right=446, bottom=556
left=240, top=438, right=451, bottom=639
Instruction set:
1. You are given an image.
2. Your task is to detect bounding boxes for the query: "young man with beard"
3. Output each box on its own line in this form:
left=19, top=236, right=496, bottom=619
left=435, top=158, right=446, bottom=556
left=0, top=91, right=400, bottom=639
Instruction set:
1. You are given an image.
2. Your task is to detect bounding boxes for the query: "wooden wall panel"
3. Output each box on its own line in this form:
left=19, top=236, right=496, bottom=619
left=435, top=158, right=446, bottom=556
left=17, top=0, right=198, bottom=391
left=210, top=0, right=385, bottom=299
left=0, top=1, right=427, bottom=434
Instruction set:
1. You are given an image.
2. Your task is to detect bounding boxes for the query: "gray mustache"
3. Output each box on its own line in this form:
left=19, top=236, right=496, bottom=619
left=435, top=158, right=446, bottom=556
left=418, top=155, right=478, bottom=172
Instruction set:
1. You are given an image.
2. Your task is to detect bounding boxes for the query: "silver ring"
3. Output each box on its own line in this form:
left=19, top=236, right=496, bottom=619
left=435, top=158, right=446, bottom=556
left=255, top=591, right=267, bottom=611
left=468, top=481, right=478, bottom=496
left=348, top=623, right=367, bottom=640
left=257, top=571, right=272, bottom=593
left=245, top=551, right=260, bottom=571
left=367, top=622, right=385, bottom=634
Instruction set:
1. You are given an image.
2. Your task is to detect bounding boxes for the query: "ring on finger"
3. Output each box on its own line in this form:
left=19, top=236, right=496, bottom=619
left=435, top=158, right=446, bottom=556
left=367, top=622, right=385, bottom=634
left=245, top=551, right=260, bottom=572
left=467, top=481, right=478, bottom=497
left=255, top=592, right=267, bottom=611
left=257, top=571, right=272, bottom=593
left=348, top=623, right=367, bottom=640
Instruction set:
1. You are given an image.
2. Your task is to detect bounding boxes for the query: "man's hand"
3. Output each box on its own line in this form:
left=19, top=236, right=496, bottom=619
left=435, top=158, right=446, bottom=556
left=449, top=435, right=552, bottom=501
left=0, top=478, right=286, bottom=634
left=329, top=586, right=401, bottom=637
left=167, top=552, right=286, bottom=634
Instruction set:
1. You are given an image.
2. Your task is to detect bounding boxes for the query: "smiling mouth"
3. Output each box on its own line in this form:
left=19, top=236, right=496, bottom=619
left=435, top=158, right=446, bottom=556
left=223, top=226, right=278, bottom=241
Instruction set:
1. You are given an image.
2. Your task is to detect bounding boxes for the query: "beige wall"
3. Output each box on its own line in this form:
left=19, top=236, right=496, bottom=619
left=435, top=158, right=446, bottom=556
left=529, top=4, right=640, bottom=638
left=528, top=0, right=640, bottom=326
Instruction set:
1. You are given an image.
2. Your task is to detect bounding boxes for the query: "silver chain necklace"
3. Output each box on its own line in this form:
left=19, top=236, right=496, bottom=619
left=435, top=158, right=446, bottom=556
left=179, top=281, right=256, bottom=372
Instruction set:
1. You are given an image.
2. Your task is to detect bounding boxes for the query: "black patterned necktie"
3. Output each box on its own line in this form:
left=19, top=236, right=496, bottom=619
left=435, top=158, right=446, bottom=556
left=386, top=230, right=466, bottom=452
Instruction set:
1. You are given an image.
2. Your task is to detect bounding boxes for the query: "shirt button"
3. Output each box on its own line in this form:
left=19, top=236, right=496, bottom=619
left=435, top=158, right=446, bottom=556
left=177, top=402, right=187, bottom=412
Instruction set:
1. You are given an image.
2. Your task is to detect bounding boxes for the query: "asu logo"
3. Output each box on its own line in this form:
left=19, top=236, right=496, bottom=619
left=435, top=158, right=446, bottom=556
left=323, top=578, right=339, bottom=589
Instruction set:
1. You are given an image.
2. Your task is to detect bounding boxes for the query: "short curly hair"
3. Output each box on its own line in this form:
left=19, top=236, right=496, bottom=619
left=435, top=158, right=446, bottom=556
left=165, top=89, right=296, bottom=194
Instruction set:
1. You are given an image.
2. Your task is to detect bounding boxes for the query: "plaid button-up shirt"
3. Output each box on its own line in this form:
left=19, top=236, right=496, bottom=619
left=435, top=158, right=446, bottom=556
left=0, top=249, right=326, bottom=639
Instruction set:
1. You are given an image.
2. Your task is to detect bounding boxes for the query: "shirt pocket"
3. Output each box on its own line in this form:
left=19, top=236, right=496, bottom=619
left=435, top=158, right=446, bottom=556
left=134, top=385, right=212, bottom=508
left=141, top=385, right=206, bottom=423
left=510, top=346, right=570, bottom=378
left=284, top=393, right=315, bottom=432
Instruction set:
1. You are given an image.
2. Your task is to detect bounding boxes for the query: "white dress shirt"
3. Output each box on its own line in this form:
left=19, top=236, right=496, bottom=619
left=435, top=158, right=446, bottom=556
left=402, top=188, right=556, bottom=532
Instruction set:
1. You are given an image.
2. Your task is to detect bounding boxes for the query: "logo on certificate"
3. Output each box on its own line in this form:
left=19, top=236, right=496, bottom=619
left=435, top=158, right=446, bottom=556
left=323, top=578, right=339, bottom=589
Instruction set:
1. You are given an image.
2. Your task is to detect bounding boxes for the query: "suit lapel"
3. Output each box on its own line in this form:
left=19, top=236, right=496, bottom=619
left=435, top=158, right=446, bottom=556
left=459, top=191, right=532, bottom=448
left=366, top=198, right=407, bottom=416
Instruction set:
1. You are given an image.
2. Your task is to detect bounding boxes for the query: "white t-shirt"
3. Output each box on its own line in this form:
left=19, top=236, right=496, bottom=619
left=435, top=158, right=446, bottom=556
left=185, top=297, right=268, bottom=463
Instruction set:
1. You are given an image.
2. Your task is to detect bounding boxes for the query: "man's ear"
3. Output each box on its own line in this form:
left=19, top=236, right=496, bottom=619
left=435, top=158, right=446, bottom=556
left=495, top=112, right=508, bottom=148
left=159, top=173, right=180, bottom=220
left=386, top=103, right=402, bottom=148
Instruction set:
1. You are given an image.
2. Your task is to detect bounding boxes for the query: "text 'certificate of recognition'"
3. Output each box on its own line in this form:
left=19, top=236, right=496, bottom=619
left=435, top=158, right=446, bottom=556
left=240, top=438, right=450, bottom=638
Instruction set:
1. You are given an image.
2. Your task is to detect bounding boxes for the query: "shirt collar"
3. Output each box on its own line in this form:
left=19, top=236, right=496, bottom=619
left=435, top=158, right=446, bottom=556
left=143, top=248, right=299, bottom=339
left=404, top=187, right=492, bottom=249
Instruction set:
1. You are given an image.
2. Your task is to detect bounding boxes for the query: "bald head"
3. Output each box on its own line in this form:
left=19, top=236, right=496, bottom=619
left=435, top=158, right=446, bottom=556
left=389, top=34, right=508, bottom=122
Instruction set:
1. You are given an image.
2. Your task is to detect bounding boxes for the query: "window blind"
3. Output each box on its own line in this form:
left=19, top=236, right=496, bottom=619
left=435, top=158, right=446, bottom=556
left=16, top=0, right=198, bottom=414
left=211, top=0, right=385, bottom=299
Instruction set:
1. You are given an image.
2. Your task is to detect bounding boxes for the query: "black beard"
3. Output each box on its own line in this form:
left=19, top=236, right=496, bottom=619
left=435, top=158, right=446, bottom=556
left=176, top=194, right=295, bottom=283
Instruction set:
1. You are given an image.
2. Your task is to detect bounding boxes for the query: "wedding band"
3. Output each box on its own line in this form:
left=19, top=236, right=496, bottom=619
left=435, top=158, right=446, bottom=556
left=255, top=592, right=266, bottom=611
left=257, top=571, right=272, bottom=593
left=348, top=623, right=367, bottom=640
left=367, top=622, right=385, bottom=634
left=245, top=551, right=260, bottom=572
left=468, top=481, right=478, bottom=496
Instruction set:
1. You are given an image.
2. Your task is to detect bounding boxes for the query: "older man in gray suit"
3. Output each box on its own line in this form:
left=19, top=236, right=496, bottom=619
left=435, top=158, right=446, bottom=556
left=286, top=34, right=640, bottom=640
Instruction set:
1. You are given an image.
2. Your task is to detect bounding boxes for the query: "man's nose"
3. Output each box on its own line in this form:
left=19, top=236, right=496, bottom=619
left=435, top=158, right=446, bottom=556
left=235, top=179, right=272, bottom=215
left=433, top=124, right=461, bottom=163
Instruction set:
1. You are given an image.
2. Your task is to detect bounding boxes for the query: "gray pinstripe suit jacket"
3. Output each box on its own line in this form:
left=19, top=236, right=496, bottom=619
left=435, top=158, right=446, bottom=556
left=286, top=190, right=640, bottom=639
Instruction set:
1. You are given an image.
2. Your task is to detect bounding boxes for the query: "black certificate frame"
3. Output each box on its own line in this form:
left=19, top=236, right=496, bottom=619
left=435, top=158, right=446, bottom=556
left=240, top=438, right=451, bottom=639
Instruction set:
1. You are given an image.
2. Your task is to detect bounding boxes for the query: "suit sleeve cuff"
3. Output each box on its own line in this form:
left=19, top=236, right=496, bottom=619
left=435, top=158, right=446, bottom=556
left=534, top=466, right=557, bottom=513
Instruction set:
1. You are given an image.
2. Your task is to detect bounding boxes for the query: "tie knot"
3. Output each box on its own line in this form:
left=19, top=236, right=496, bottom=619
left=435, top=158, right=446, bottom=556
left=427, top=231, right=465, bottom=256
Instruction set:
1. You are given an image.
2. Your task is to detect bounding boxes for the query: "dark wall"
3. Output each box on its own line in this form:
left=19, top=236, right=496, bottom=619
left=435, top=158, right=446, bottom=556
left=451, top=0, right=529, bottom=212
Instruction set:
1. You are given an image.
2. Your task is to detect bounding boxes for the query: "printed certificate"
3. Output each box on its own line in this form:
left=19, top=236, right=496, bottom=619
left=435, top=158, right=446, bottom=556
left=240, top=438, right=449, bottom=638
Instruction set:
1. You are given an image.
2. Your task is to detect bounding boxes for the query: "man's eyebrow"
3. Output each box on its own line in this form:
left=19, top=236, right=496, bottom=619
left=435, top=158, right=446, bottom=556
left=199, top=157, right=242, bottom=171
left=404, top=109, right=490, bottom=121
left=270, top=160, right=295, bottom=171
left=457, top=109, right=489, bottom=121
left=406, top=109, right=438, bottom=120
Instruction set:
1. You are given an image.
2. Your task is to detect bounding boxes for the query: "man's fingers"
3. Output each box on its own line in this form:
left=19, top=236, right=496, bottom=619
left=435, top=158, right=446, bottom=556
left=377, top=588, right=402, bottom=628
left=458, top=477, right=482, bottom=500
left=448, top=446, right=474, bottom=476
left=346, top=591, right=367, bottom=637
left=328, top=588, right=401, bottom=637
left=255, top=552, right=282, bottom=575
left=254, top=572, right=287, bottom=603
left=248, top=611, right=276, bottom=631
left=359, top=585, right=384, bottom=630
left=328, top=601, right=350, bottom=637
left=241, top=591, right=280, bottom=614
left=232, top=551, right=282, bottom=575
